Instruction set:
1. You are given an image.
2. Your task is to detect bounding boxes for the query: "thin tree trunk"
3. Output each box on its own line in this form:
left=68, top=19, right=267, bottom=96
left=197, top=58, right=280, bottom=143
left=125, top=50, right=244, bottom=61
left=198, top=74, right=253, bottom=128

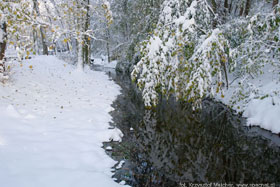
left=43, top=0, right=56, bottom=55
left=106, top=28, right=111, bottom=63
left=211, top=0, right=217, bottom=14
left=33, top=29, right=40, bottom=55
left=33, top=0, right=48, bottom=55
left=234, top=6, right=238, bottom=15
left=83, top=0, right=90, bottom=65
left=0, top=22, right=7, bottom=73
left=222, top=63, right=229, bottom=89
left=224, top=0, right=228, bottom=13
left=273, top=0, right=278, bottom=9
left=77, top=39, right=84, bottom=71
left=223, top=0, right=229, bottom=21
left=239, top=6, right=244, bottom=16
left=244, top=0, right=251, bottom=16
left=211, top=0, right=218, bottom=28
left=0, top=22, right=7, bottom=61
left=229, top=0, right=232, bottom=14
left=40, top=27, right=48, bottom=55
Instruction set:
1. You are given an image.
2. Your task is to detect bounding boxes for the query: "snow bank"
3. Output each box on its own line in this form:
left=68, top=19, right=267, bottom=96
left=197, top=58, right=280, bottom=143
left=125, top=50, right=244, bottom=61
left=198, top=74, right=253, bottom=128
left=244, top=97, right=280, bottom=133
left=217, top=66, right=280, bottom=134
left=0, top=56, right=127, bottom=187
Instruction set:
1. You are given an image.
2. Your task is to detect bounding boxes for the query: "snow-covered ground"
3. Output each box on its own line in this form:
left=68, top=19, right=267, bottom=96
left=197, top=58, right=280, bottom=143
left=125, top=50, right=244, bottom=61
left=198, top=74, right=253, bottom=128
left=217, top=66, right=280, bottom=134
left=0, top=56, right=126, bottom=187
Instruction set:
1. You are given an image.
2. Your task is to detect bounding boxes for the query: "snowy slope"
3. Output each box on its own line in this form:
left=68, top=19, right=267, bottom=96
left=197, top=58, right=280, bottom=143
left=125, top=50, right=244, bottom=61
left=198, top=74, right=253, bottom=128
left=217, top=66, right=280, bottom=134
left=0, top=56, right=126, bottom=187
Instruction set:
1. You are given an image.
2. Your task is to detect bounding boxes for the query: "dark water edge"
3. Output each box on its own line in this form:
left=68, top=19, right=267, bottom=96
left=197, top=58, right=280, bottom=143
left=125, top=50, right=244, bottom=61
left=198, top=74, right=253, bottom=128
left=94, top=66, right=280, bottom=187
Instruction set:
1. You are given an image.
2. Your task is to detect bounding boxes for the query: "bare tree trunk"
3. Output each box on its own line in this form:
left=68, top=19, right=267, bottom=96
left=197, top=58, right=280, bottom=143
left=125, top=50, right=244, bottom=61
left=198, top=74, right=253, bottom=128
left=211, top=0, right=218, bottom=28
left=83, top=0, right=91, bottom=65
left=244, top=0, right=251, bottom=16
left=42, top=0, right=56, bottom=55
left=33, top=29, right=40, bottom=55
left=0, top=22, right=7, bottom=73
left=77, top=38, right=84, bottom=71
left=229, top=0, right=232, bottom=14
left=33, top=0, right=48, bottom=55
left=234, top=6, right=238, bottom=15
left=239, top=6, right=244, bottom=16
left=0, top=22, right=7, bottom=61
left=222, top=62, right=229, bottom=89
left=273, top=0, right=278, bottom=9
left=83, top=39, right=90, bottom=65
left=222, top=0, right=229, bottom=22
left=106, top=28, right=111, bottom=63
left=211, top=0, right=217, bottom=14
left=224, top=0, right=229, bottom=13
left=40, top=27, right=48, bottom=55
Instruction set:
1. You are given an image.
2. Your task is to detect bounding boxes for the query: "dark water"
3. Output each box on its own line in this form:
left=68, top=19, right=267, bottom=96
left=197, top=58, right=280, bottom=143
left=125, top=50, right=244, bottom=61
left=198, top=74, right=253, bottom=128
left=94, top=66, right=280, bottom=187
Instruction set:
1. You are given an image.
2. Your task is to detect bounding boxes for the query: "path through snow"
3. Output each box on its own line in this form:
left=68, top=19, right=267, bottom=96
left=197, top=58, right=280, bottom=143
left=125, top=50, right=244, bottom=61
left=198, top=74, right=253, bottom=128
left=0, top=56, right=125, bottom=187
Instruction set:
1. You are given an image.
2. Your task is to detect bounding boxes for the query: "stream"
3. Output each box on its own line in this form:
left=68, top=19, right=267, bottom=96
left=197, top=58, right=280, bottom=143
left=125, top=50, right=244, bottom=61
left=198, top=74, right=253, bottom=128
left=94, top=66, right=280, bottom=187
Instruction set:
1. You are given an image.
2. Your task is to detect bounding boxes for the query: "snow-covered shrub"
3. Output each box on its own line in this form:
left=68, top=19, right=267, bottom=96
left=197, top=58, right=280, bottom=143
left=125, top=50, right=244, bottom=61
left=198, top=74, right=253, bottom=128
left=132, top=0, right=231, bottom=108
left=230, top=7, right=280, bottom=78
left=0, top=0, right=43, bottom=65
left=132, top=0, right=280, bottom=109
left=226, top=4, right=280, bottom=108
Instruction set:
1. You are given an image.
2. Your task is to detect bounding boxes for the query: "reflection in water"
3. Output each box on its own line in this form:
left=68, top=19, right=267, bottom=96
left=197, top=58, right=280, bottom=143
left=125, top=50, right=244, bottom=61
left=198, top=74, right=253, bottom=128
left=132, top=102, right=280, bottom=185
left=107, top=71, right=280, bottom=186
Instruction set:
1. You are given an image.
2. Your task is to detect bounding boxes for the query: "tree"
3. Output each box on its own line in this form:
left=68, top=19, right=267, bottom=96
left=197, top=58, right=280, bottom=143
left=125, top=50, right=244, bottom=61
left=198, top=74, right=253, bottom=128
left=32, top=0, right=48, bottom=55
left=0, top=0, right=38, bottom=81
left=132, top=0, right=230, bottom=108
left=132, top=0, right=280, bottom=109
left=102, top=0, right=113, bottom=63
left=104, top=0, right=163, bottom=63
left=0, top=21, right=7, bottom=81
left=0, top=0, right=113, bottom=75
left=83, top=0, right=91, bottom=65
left=273, top=0, right=279, bottom=9
left=53, top=0, right=113, bottom=70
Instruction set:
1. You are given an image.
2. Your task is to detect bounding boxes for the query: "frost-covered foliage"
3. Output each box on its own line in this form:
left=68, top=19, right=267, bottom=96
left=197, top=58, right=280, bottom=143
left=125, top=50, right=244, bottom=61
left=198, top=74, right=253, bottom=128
left=132, top=0, right=230, bottom=107
left=224, top=5, right=280, bottom=112
left=103, top=0, right=163, bottom=64
left=102, top=0, right=113, bottom=25
left=0, top=0, right=114, bottom=72
left=50, top=0, right=114, bottom=70
left=0, top=1, right=36, bottom=60
left=230, top=6, right=280, bottom=78
left=132, top=0, right=280, bottom=109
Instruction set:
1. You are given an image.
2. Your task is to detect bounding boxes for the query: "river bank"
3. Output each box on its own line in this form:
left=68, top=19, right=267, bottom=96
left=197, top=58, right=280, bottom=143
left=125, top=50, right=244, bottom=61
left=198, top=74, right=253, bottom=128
left=103, top=69, right=280, bottom=186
